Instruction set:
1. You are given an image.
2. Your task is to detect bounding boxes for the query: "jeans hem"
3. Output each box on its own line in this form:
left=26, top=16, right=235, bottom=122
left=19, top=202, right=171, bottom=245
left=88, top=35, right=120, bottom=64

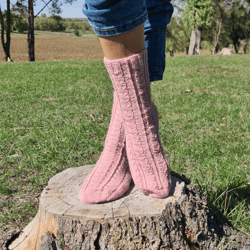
left=150, top=74, right=163, bottom=82
left=90, top=11, right=148, bottom=37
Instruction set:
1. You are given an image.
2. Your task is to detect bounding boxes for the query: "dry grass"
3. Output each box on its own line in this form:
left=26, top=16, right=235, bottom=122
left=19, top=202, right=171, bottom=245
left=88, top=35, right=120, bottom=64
left=0, top=32, right=104, bottom=62
left=2, top=31, right=248, bottom=63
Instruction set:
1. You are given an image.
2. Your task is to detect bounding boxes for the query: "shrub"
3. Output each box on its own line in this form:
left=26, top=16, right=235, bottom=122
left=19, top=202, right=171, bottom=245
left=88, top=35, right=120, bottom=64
left=34, top=15, right=66, bottom=32
left=15, top=17, right=28, bottom=33
left=74, top=29, right=80, bottom=36
left=82, top=21, right=92, bottom=31
left=200, top=40, right=213, bottom=51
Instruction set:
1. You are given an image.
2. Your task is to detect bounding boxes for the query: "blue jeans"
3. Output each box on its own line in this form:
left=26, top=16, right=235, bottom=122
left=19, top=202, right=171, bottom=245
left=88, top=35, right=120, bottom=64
left=83, top=0, right=173, bottom=82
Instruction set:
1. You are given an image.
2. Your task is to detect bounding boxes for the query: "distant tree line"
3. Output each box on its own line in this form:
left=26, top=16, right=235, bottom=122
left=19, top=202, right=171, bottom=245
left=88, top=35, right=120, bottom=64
left=0, top=11, right=93, bottom=33
left=34, top=14, right=93, bottom=33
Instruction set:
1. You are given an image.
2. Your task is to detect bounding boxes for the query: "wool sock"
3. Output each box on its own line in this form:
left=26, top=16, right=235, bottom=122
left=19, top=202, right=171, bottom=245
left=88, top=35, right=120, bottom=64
left=104, top=48, right=171, bottom=198
left=79, top=92, right=132, bottom=204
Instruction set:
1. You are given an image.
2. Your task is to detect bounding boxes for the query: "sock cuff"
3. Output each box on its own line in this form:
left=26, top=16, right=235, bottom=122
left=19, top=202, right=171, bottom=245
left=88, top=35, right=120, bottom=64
left=103, top=47, right=147, bottom=62
left=104, top=48, right=147, bottom=75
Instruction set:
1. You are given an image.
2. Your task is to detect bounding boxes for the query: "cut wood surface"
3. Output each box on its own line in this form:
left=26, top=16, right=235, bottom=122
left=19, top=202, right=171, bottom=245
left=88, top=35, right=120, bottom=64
left=1, top=164, right=249, bottom=250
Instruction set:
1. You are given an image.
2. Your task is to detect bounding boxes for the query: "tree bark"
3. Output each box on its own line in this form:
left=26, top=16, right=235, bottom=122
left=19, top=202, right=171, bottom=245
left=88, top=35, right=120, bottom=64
left=243, top=37, right=249, bottom=54
left=188, top=28, right=201, bottom=55
left=212, top=0, right=230, bottom=55
left=0, top=165, right=248, bottom=250
left=212, top=18, right=222, bottom=55
left=28, top=0, right=35, bottom=61
left=233, top=38, right=240, bottom=54
left=243, top=7, right=250, bottom=54
left=6, top=0, right=11, bottom=60
left=0, top=2, right=13, bottom=62
left=0, top=8, right=5, bottom=55
left=188, top=12, right=201, bottom=56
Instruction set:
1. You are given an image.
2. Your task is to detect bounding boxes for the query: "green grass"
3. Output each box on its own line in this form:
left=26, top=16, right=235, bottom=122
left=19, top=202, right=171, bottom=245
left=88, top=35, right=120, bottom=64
left=0, top=55, right=250, bottom=236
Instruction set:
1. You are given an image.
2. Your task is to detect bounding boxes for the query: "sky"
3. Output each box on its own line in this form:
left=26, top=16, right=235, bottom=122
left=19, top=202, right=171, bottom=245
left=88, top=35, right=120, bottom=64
left=0, top=0, right=178, bottom=19
left=0, top=0, right=87, bottom=18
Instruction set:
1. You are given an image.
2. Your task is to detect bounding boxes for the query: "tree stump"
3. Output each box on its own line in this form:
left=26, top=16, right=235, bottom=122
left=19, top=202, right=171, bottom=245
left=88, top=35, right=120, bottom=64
left=217, top=48, right=234, bottom=55
left=1, top=165, right=249, bottom=250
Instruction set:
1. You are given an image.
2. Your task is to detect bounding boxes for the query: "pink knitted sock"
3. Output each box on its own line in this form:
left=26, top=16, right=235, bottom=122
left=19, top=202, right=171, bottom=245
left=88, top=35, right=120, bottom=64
left=79, top=92, right=132, bottom=204
left=104, top=48, right=171, bottom=198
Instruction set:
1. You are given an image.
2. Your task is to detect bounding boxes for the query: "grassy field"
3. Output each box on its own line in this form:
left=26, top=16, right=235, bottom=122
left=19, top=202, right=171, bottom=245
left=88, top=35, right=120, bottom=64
left=0, top=53, right=250, bottom=237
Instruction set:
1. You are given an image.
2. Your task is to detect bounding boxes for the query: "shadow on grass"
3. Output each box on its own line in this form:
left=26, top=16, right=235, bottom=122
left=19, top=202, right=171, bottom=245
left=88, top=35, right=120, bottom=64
left=207, top=183, right=250, bottom=234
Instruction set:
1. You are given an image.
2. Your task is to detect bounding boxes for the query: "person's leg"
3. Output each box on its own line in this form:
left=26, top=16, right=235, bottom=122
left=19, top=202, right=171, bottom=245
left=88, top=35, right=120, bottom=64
left=79, top=0, right=172, bottom=203
left=104, top=47, right=171, bottom=198
left=79, top=24, right=157, bottom=203
left=79, top=24, right=145, bottom=204
left=79, top=91, right=131, bottom=204
left=79, top=0, right=148, bottom=204
left=98, top=1, right=174, bottom=197
left=144, top=0, right=174, bottom=82
left=99, top=23, right=145, bottom=60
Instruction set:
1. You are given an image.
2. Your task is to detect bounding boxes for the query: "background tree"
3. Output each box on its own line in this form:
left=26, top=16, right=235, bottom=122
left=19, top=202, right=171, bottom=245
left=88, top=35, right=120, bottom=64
left=165, top=16, right=189, bottom=56
left=0, top=0, right=12, bottom=62
left=182, top=0, right=213, bottom=55
left=11, top=0, right=28, bottom=15
left=10, top=0, right=37, bottom=61
left=227, top=0, right=248, bottom=53
left=200, top=0, right=232, bottom=54
left=48, top=14, right=66, bottom=31
left=34, top=14, right=66, bottom=31
left=11, top=0, right=29, bottom=33
left=34, top=13, right=47, bottom=30
left=13, top=14, right=28, bottom=33
left=209, top=0, right=231, bottom=54
left=242, top=0, right=250, bottom=53
left=28, top=0, right=34, bottom=61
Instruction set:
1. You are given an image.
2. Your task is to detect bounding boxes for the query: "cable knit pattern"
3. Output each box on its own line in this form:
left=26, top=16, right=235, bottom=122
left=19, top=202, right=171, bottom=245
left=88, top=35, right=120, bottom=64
left=104, top=49, right=171, bottom=198
left=79, top=92, right=132, bottom=204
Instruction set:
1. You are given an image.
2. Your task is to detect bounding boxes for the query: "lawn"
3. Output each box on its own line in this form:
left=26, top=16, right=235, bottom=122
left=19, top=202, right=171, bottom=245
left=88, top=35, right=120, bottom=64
left=0, top=54, right=249, bottom=236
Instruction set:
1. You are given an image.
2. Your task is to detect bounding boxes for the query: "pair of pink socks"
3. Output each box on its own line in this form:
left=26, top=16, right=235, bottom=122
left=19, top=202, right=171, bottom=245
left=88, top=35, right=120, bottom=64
left=79, top=48, right=171, bottom=204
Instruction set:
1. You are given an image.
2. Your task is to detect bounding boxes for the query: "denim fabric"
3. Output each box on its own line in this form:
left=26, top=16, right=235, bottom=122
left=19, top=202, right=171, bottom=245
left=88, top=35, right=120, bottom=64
left=82, top=0, right=173, bottom=81
left=144, top=1, right=173, bottom=81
